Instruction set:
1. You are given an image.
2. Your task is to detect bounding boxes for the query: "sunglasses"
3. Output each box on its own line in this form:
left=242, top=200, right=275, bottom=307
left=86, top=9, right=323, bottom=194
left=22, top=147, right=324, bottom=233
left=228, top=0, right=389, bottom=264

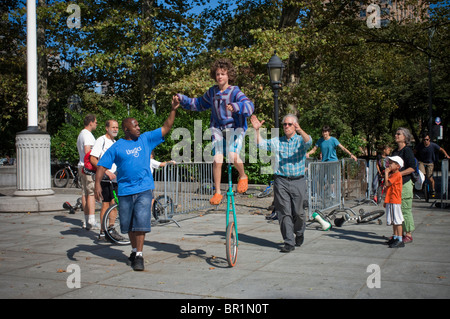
left=283, top=123, right=294, bottom=127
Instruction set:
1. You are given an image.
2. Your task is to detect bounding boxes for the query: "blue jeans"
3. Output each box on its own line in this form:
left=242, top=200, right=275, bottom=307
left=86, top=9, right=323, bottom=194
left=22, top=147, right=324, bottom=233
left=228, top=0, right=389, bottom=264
left=118, top=190, right=152, bottom=234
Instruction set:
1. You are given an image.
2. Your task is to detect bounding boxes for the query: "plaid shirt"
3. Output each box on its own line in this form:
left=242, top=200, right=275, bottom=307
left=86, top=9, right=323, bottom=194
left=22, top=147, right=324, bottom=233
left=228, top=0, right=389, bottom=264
left=259, top=133, right=312, bottom=177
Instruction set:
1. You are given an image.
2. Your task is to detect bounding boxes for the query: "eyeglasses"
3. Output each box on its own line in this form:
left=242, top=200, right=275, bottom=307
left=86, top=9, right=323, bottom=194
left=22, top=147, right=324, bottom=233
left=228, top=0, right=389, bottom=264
left=282, top=123, right=293, bottom=127
left=424, top=138, right=430, bottom=141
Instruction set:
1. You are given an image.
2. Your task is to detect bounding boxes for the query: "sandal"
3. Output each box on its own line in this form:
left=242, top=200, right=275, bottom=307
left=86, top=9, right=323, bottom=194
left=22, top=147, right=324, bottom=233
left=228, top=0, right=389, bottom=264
left=209, top=193, right=223, bottom=205
left=237, top=176, right=248, bottom=194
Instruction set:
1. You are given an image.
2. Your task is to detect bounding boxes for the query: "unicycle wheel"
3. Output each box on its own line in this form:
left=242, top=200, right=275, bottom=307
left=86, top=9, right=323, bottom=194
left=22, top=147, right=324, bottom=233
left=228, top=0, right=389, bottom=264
left=226, top=222, right=238, bottom=267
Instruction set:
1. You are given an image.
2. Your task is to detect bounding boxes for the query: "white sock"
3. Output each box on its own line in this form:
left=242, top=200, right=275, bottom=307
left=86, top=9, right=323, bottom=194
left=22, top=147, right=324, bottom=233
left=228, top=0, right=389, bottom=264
left=136, top=251, right=143, bottom=257
left=88, top=215, right=96, bottom=224
left=131, top=248, right=137, bottom=253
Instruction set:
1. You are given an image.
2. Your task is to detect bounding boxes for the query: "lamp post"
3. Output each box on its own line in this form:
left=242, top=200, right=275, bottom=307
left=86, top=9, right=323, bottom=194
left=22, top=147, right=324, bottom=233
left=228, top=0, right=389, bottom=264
left=267, top=51, right=285, bottom=128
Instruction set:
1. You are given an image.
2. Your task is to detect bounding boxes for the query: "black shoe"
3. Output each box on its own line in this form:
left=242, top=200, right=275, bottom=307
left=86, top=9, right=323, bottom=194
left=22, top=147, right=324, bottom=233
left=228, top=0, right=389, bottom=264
left=384, top=237, right=395, bottom=245
left=132, top=255, right=145, bottom=271
left=295, top=235, right=304, bottom=247
left=280, top=244, right=295, bottom=253
left=128, top=252, right=136, bottom=263
left=389, top=239, right=405, bottom=248
left=265, top=211, right=278, bottom=220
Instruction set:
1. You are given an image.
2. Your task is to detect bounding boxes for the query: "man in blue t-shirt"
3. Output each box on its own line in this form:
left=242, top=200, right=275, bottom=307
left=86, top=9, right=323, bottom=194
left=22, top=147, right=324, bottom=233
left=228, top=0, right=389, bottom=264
left=94, top=96, right=180, bottom=271
left=306, top=125, right=357, bottom=162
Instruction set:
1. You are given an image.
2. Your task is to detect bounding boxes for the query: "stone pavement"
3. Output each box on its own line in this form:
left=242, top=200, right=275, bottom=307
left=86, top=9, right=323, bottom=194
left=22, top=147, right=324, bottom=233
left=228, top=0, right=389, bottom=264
left=0, top=185, right=449, bottom=302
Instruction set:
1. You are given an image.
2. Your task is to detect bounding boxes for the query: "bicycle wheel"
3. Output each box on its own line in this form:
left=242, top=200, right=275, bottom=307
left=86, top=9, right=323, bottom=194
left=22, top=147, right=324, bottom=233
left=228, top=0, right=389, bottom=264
left=257, top=186, right=273, bottom=198
left=358, top=210, right=385, bottom=223
left=54, top=169, right=69, bottom=188
left=102, top=203, right=130, bottom=245
left=226, top=221, right=238, bottom=267
left=152, top=195, right=173, bottom=221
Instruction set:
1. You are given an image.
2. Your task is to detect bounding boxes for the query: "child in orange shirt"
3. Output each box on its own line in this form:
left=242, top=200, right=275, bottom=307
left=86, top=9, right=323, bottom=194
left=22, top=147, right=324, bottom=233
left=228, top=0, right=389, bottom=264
left=383, top=156, right=404, bottom=248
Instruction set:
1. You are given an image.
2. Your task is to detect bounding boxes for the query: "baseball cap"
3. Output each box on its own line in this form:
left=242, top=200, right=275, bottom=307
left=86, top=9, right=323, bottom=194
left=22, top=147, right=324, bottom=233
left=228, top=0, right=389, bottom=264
left=387, top=156, right=404, bottom=168
left=435, top=117, right=441, bottom=124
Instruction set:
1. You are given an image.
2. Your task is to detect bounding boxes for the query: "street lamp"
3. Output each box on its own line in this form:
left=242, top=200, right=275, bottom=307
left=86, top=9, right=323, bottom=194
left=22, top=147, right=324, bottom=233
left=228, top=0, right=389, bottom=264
left=267, top=51, right=285, bottom=128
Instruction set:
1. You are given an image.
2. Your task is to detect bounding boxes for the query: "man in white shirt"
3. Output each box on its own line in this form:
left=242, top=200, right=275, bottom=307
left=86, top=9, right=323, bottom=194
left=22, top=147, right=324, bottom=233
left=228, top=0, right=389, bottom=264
left=76, top=114, right=98, bottom=229
left=90, top=119, right=120, bottom=241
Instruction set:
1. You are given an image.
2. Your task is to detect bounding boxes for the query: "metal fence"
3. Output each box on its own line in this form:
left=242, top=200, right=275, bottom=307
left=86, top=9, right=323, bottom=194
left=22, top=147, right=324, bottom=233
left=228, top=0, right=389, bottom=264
left=153, top=162, right=214, bottom=223
left=307, top=161, right=342, bottom=219
left=341, top=158, right=368, bottom=201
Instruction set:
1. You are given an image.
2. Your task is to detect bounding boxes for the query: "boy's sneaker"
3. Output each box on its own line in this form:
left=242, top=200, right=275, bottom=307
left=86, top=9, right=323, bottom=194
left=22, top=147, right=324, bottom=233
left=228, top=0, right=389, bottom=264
left=389, top=238, right=405, bottom=248
left=384, top=237, right=395, bottom=245
left=132, top=255, right=145, bottom=271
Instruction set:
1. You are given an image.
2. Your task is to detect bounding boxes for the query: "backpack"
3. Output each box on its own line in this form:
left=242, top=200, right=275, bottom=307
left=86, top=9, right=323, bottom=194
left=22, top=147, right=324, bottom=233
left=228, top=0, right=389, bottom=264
left=411, top=157, right=425, bottom=190
left=83, top=150, right=96, bottom=175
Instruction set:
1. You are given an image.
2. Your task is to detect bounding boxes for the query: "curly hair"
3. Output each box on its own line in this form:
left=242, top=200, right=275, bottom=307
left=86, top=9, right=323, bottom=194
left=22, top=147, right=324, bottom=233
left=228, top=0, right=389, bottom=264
left=210, top=58, right=237, bottom=85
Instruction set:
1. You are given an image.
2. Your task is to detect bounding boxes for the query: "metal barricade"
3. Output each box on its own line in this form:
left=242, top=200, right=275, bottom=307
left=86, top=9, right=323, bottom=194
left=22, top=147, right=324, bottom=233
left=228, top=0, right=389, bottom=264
left=307, top=161, right=342, bottom=219
left=341, top=158, right=368, bottom=202
left=440, top=159, right=449, bottom=202
left=153, top=162, right=214, bottom=224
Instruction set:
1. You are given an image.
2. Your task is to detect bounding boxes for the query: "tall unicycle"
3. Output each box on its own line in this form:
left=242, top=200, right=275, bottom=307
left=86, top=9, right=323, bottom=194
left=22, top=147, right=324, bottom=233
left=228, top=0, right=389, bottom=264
left=225, top=162, right=238, bottom=267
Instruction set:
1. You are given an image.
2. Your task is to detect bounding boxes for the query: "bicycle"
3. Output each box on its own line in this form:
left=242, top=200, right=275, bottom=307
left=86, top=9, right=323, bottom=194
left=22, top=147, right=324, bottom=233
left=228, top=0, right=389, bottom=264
left=225, top=162, right=238, bottom=267
left=315, top=206, right=384, bottom=228
left=152, top=194, right=175, bottom=223
left=54, top=163, right=81, bottom=188
left=101, top=182, right=130, bottom=245
left=256, top=181, right=273, bottom=198
left=332, top=208, right=384, bottom=227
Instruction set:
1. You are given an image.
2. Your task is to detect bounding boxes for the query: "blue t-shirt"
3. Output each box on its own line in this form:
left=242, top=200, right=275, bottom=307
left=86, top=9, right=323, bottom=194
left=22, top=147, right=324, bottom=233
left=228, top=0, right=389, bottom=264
left=316, top=136, right=340, bottom=162
left=98, top=128, right=164, bottom=196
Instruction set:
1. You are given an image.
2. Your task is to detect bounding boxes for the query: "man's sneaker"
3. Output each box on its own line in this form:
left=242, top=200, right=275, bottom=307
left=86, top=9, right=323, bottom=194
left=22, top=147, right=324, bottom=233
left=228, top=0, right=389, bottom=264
left=132, top=255, right=145, bottom=271
left=128, top=252, right=136, bottom=263
left=280, top=244, right=295, bottom=253
left=98, top=232, right=106, bottom=241
left=265, top=210, right=278, bottom=220
left=107, top=226, right=126, bottom=242
left=389, top=239, right=405, bottom=248
left=295, top=234, right=304, bottom=247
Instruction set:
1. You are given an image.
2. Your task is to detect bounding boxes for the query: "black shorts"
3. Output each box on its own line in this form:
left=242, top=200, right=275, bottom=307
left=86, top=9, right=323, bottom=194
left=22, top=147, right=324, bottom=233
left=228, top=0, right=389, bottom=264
left=100, top=181, right=118, bottom=202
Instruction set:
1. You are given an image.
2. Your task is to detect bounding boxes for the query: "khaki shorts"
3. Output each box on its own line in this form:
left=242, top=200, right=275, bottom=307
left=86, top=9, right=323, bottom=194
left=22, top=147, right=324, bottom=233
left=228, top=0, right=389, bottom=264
left=79, top=167, right=95, bottom=196
left=418, top=162, right=434, bottom=180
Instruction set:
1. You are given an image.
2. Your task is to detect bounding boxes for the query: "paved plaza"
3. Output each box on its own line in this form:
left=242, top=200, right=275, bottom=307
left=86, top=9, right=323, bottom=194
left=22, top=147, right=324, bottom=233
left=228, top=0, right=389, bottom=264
left=0, top=185, right=449, bottom=302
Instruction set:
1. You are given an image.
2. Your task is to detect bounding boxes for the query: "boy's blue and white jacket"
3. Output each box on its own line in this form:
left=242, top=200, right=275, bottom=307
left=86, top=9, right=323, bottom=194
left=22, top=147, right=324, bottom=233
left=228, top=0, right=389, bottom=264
left=177, top=85, right=254, bottom=142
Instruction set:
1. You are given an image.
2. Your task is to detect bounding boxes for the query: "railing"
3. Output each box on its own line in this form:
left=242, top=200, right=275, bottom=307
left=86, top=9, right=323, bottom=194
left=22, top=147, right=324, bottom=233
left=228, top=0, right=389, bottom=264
left=307, top=161, right=342, bottom=219
left=153, top=162, right=214, bottom=224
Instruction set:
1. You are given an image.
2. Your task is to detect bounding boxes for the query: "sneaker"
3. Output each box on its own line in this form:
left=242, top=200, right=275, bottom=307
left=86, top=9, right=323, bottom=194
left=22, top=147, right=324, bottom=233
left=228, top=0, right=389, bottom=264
left=98, top=232, right=106, bottom=241
left=295, top=234, right=304, bottom=247
left=384, top=237, right=395, bottom=245
left=107, top=226, right=127, bottom=242
left=280, top=244, right=295, bottom=253
left=128, top=252, right=136, bottom=263
left=265, top=210, right=278, bottom=220
left=389, top=238, right=405, bottom=248
left=132, top=255, right=145, bottom=271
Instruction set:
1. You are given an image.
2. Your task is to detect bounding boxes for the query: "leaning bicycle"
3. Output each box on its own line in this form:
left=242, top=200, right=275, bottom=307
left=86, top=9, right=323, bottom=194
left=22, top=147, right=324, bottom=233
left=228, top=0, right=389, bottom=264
left=54, top=163, right=81, bottom=188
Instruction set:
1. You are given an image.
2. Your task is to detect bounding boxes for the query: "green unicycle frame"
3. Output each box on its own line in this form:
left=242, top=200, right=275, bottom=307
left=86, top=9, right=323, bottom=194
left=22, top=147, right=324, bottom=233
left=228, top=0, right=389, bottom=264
left=225, top=162, right=239, bottom=267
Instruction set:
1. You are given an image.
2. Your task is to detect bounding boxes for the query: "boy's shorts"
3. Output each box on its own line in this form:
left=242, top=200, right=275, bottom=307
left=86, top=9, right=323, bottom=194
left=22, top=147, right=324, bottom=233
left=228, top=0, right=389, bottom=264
left=385, top=203, right=403, bottom=226
left=118, top=190, right=153, bottom=234
left=212, top=132, right=244, bottom=156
